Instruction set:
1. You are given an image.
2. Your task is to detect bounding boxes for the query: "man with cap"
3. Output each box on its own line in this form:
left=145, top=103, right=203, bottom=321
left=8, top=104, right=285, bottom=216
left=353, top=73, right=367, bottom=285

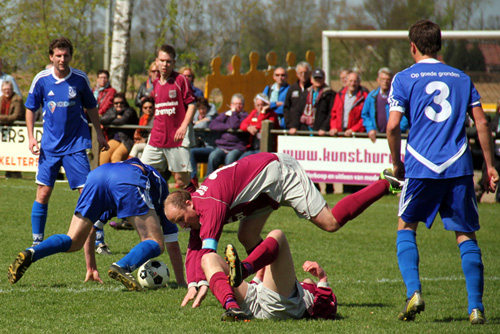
left=288, top=68, right=335, bottom=135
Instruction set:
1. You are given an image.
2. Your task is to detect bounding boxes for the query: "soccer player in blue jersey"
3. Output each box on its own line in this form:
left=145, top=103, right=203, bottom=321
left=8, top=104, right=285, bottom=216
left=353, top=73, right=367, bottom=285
left=8, top=158, right=186, bottom=290
left=24, top=37, right=109, bottom=247
left=387, top=20, right=498, bottom=325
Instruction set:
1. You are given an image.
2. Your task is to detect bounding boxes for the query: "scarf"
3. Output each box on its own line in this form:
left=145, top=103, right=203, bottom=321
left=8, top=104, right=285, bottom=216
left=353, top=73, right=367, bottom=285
left=300, top=86, right=326, bottom=126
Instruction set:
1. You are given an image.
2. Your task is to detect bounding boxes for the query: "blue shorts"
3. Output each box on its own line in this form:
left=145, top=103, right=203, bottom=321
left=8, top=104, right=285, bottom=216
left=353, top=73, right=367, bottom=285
left=75, top=163, right=154, bottom=223
left=36, top=150, right=90, bottom=189
left=398, top=176, right=479, bottom=232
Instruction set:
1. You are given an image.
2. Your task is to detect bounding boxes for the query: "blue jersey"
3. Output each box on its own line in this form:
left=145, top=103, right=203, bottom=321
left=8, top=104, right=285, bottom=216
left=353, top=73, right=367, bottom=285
left=388, top=59, right=480, bottom=179
left=76, top=158, right=177, bottom=234
left=25, top=67, right=97, bottom=156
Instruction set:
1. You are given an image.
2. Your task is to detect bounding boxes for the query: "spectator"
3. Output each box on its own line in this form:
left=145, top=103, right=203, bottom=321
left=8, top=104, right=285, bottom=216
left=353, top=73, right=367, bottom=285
left=239, top=93, right=279, bottom=159
left=283, top=61, right=312, bottom=130
left=1, top=80, right=25, bottom=179
left=329, top=71, right=367, bottom=137
left=0, top=80, right=25, bottom=125
left=134, top=61, right=159, bottom=109
left=190, top=96, right=218, bottom=187
left=99, top=93, right=139, bottom=164
left=361, top=67, right=409, bottom=142
left=339, top=68, right=350, bottom=89
left=263, top=67, right=289, bottom=129
left=0, top=58, right=22, bottom=98
left=289, top=68, right=335, bottom=136
left=180, top=67, right=204, bottom=98
left=93, top=69, right=116, bottom=116
left=206, top=93, right=249, bottom=175
left=129, top=97, right=155, bottom=159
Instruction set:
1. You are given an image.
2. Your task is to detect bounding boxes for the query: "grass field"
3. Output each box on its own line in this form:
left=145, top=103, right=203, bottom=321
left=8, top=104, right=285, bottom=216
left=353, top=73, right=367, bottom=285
left=0, top=174, right=499, bottom=333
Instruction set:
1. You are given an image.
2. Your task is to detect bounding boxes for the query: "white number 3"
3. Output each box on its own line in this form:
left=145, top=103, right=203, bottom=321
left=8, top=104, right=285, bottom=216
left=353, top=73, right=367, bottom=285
left=424, top=81, right=452, bottom=122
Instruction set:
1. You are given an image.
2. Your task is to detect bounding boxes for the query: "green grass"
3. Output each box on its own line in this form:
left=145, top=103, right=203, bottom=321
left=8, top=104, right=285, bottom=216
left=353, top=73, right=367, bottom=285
left=0, top=174, right=499, bottom=333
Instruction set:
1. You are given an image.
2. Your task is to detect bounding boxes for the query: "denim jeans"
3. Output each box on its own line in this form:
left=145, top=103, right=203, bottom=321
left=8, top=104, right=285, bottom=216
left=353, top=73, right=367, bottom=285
left=207, top=147, right=244, bottom=175
left=190, top=146, right=215, bottom=179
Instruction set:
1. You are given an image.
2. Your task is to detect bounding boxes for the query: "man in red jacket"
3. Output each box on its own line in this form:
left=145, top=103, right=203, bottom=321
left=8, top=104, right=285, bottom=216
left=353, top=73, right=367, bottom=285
left=329, top=71, right=367, bottom=137
left=94, top=70, right=116, bottom=116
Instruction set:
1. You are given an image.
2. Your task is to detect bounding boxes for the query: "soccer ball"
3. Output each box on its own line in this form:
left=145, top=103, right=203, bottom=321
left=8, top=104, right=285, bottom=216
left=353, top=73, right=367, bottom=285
left=137, top=259, right=170, bottom=289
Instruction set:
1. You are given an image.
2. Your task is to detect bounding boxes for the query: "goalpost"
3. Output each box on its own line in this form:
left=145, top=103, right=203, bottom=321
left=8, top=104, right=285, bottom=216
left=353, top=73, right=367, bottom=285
left=322, top=29, right=500, bottom=93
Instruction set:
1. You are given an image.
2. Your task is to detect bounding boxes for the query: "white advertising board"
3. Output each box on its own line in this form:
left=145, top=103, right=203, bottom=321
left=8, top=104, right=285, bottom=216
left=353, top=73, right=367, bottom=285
left=0, top=126, right=42, bottom=172
left=277, top=135, right=406, bottom=185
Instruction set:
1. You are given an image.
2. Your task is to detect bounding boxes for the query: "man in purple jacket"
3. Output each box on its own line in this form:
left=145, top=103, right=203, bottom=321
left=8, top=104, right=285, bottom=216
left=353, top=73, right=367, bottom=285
left=206, top=93, right=249, bottom=174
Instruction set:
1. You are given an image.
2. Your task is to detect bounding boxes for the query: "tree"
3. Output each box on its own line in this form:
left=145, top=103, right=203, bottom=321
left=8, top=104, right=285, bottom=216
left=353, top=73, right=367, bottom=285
left=110, top=0, right=134, bottom=93
left=0, top=0, right=103, bottom=73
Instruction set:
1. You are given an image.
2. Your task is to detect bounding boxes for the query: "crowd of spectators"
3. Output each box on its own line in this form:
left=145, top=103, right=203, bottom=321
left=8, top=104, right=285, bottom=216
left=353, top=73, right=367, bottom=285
left=2, top=52, right=496, bottom=196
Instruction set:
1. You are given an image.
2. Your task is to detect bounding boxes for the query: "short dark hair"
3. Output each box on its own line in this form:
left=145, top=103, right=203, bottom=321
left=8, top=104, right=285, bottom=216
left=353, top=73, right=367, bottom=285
left=49, top=37, right=74, bottom=56
left=141, top=96, right=155, bottom=108
left=196, top=96, right=210, bottom=109
left=165, top=190, right=192, bottom=209
left=157, top=44, right=176, bottom=59
left=409, top=20, right=441, bottom=56
left=97, top=69, right=110, bottom=78
left=113, top=92, right=130, bottom=108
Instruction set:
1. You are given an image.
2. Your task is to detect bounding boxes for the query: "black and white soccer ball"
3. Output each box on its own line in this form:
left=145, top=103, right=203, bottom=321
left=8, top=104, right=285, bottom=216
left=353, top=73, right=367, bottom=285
left=137, top=259, right=170, bottom=289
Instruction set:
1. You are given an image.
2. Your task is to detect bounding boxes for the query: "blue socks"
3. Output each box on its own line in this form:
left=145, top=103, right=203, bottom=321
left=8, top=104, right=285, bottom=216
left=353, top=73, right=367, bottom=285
left=30, top=234, right=72, bottom=262
left=459, top=239, right=484, bottom=314
left=31, top=201, right=48, bottom=244
left=397, top=230, right=421, bottom=299
left=116, top=240, right=161, bottom=272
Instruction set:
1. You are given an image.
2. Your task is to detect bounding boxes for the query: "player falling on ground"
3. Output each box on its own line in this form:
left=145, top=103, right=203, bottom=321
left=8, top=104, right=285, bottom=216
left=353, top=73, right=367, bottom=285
left=202, top=229, right=337, bottom=322
left=164, top=152, right=402, bottom=314
left=386, top=19, right=498, bottom=324
left=8, top=158, right=186, bottom=290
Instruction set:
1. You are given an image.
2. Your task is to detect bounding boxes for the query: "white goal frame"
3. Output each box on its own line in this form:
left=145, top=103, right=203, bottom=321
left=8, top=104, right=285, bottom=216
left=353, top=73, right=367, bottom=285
left=322, top=30, right=500, bottom=85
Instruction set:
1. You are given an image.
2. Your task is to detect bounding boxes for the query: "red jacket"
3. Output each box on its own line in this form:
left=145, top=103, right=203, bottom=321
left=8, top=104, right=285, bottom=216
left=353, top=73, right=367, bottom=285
left=240, top=108, right=279, bottom=150
left=330, top=86, right=367, bottom=132
left=95, top=86, right=117, bottom=116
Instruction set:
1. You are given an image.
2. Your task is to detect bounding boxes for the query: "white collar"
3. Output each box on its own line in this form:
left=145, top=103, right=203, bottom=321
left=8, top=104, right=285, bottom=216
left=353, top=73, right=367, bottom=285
left=417, top=58, right=440, bottom=64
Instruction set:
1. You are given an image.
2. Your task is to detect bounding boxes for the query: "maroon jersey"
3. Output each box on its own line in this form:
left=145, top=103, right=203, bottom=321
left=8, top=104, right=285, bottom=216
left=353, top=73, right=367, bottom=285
left=149, top=71, right=195, bottom=148
left=186, top=152, right=281, bottom=283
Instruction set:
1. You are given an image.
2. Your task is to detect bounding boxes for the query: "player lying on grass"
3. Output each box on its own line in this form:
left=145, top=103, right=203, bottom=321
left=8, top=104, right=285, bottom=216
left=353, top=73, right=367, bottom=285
left=8, top=158, right=186, bottom=290
left=201, top=229, right=336, bottom=321
left=164, top=152, right=402, bottom=309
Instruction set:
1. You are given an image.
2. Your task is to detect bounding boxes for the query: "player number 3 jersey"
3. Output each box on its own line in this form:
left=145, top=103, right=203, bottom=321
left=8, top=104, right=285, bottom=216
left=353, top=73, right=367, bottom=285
left=388, top=58, right=479, bottom=179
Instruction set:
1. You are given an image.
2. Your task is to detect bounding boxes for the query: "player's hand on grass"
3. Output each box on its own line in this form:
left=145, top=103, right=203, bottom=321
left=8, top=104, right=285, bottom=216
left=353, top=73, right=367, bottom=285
left=84, top=269, right=103, bottom=283
left=181, top=285, right=208, bottom=308
left=303, top=261, right=326, bottom=280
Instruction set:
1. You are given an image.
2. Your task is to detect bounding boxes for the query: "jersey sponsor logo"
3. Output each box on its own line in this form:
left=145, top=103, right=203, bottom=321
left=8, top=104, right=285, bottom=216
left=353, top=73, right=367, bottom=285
left=155, top=107, right=176, bottom=116
left=169, top=89, right=177, bottom=99
left=48, top=101, right=57, bottom=113
left=68, top=86, right=77, bottom=99
left=292, top=91, right=299, bottom=98
left=47, top=100, right=77, bottom=110
left=48, top=90, right=55, bottom=96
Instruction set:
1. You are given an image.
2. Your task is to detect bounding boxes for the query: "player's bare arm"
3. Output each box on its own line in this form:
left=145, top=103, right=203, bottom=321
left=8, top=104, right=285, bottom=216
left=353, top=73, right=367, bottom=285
left=387, top=110, right=404, bottom=179
left=174, top=103, right=196, bottom=142
left=25, top=108, right=40, bottom=155
left=471, top=105, right=499, bottom=192
left=86, top=107, right=110, bottom=151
